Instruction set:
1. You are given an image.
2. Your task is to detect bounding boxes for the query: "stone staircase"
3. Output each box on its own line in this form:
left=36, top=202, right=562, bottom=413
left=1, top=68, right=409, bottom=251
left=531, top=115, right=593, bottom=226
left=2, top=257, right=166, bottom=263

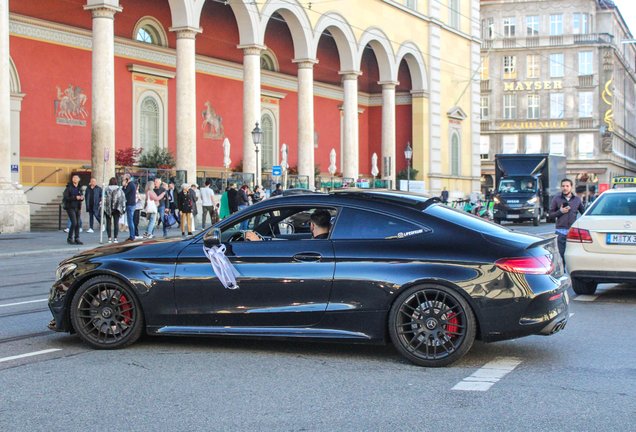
left=30, top=194, right=65, bottom=231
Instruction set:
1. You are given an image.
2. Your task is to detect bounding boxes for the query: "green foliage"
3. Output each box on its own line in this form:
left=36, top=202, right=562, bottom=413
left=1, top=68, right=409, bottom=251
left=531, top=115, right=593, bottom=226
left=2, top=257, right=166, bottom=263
left=232, top=159, right=244, bottom=173
left=315, top=163, right=321, bottom=177
left=396, top=167, right=419, bottom=182
left=137, top=147, right=176, bottom=169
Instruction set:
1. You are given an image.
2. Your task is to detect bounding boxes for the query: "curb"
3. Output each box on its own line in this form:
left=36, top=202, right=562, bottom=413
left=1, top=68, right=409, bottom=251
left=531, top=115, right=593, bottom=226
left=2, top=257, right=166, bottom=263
left=0, top=245, right=97, bottom=258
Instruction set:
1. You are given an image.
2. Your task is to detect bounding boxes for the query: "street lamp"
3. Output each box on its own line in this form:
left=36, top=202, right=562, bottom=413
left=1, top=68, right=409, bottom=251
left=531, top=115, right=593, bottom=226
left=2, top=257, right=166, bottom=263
left=252, top=122, right=263, bottom=189
left=404, top=141, right=413, bottom=191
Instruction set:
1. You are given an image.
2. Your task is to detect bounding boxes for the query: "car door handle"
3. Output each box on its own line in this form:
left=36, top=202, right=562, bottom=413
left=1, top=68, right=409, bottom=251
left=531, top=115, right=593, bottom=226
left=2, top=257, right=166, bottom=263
left=293, top=252, right=322, bottom=262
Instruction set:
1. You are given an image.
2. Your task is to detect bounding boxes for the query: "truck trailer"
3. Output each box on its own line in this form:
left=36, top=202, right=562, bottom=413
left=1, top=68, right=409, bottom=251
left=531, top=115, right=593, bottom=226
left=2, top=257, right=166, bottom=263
left=493, top=154, right=567, bottom=226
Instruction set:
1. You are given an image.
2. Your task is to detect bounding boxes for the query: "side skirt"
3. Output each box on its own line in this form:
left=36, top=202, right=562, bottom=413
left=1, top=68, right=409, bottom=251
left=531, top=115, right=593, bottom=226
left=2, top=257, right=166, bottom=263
left=148, top=326, right=372, bottom=340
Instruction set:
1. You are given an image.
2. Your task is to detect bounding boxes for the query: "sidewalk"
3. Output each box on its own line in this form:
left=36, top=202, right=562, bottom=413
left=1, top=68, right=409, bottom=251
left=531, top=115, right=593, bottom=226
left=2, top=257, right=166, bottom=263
left=0, top=227, right=185, bottom=258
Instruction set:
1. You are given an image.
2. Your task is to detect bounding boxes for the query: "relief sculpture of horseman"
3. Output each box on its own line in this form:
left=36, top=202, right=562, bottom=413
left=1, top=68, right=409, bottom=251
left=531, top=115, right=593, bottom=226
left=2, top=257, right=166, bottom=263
left=202, top=101, right=225, bottom=139
left=54, top=84, right=88, bottom=126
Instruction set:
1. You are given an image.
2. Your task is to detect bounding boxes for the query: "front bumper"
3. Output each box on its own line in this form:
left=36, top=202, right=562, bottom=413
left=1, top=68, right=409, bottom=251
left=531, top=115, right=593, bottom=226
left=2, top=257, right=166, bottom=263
left=494, top=205, right=540, bottom=221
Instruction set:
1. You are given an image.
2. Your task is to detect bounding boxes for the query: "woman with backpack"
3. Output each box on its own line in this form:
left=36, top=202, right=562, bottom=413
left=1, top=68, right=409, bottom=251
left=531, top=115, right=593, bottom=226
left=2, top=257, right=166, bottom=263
left=177, top=183, right=194, bottom=236
left=103, top=177, right=126, bottom=243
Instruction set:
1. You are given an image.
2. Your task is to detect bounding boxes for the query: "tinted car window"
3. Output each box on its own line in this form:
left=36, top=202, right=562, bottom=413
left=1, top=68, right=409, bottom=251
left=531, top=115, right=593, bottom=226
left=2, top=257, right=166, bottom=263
left=425, top=203, right=513, bottom=236
left=331, top=207, right=425, bottom=240
left=587, top=192, right=636, bottom=216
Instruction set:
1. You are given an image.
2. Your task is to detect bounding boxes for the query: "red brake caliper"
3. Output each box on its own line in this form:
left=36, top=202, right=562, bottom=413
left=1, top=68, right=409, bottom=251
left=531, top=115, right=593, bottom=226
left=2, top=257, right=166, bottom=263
left=446, top=312, right=458, bottom=337
left=119, top=294, right=132, bottom=324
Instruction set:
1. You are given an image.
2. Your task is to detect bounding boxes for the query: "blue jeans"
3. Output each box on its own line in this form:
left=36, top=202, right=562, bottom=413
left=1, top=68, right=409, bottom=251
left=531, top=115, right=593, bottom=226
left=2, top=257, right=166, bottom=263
left=67, top=217, right=83, bottom=230
left=88, top=208, right=101, bottom=230
left=238, top=205, right=248, bottom=230
left=151, top=205, right=167, bottom=236
left=146, top=212, right=157, bottom=236
left=126, top=205, right=136, bottom=240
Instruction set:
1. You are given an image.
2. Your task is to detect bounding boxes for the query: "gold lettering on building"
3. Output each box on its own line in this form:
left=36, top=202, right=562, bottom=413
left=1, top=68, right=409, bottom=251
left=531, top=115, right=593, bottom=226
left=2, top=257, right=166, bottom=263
left=503, top=81, right=562, bottom=91
left=499, top=121, right=568, bottom=130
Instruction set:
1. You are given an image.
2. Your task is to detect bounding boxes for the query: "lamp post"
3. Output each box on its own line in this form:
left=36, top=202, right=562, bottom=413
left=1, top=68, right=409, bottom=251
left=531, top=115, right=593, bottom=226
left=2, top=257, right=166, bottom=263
left=404, top=141, right=413, bottom=192
left=251, top=122, right=263, bottom=190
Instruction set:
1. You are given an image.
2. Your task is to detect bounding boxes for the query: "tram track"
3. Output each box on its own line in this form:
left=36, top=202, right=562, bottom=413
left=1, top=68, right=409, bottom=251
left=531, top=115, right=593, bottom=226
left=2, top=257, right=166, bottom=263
left=0, top=308, right=49, bottom=319
left=0, top=331, right=54, bottom=345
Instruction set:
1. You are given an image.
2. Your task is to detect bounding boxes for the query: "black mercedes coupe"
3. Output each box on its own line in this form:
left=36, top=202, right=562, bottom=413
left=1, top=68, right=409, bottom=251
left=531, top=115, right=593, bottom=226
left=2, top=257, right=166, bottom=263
left=49, top=189, right=570, bottom=367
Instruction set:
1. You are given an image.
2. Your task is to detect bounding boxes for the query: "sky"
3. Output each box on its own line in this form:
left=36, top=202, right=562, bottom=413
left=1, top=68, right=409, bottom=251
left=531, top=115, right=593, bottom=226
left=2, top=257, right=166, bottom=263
left=612, top=0, right=636, bottom=37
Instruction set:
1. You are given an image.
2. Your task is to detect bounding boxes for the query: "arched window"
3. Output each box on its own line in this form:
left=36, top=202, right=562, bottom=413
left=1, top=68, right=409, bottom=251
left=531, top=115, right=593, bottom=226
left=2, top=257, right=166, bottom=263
left=260, top=49, right=279, bottom=72
left=140, top=96, right=159, bottom=151
left=451, top=132, right=460, bottom=176
left=132, top=17, right=168, bottom=47
left=261, top=114, right=274, bottom=170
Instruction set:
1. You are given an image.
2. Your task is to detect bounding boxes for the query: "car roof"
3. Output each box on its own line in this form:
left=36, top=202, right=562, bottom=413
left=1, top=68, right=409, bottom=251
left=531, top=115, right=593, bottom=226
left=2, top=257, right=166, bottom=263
left=602, top=188, right=636, bottom=194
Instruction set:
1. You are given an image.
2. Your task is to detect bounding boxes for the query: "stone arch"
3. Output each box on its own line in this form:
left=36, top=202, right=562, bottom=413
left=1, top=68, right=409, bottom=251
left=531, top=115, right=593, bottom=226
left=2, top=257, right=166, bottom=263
left=133, top=16, right=169, bottom=47
left=395, top=41, right=428, bottom=92
left=9, top=57, right=21, bottom=94
left=167, top=0, right=206, bottom=29
left=259, top=0, right=313, bottom=59
left=229, top=1, right=260, bottom=46
left=312, top=12, right=357, bottom=72
left=357, top=27, right=396, bottom=82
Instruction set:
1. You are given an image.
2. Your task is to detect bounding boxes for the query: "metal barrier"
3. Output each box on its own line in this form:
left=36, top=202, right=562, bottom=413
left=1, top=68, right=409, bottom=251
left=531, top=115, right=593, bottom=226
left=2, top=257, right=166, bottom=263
left=196, top=172, right=256, bottom=194
left=315, top=177, right=391, bottom=192
left=115, top=168, right=187, bottom=191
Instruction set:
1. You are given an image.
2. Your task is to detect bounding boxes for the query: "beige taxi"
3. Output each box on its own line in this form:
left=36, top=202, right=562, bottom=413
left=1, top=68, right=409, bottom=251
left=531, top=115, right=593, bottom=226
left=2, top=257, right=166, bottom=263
left=565, top=187, right=636, bottom=295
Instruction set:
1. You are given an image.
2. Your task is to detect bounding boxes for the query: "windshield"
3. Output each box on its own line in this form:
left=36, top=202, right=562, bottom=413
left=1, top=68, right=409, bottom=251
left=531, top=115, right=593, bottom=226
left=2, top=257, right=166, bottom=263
left=498, top=177, right=537, bottom=194
left=587, top=192, right=636, bottom=216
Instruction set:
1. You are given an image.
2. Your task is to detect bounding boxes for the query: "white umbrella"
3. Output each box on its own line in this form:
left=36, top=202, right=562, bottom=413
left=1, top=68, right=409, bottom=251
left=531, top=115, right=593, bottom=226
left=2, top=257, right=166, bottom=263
left=371, top=153, right=379, bottom=177
left=222, top=138, right=231, bottom=169
left=328, top=149, right=337, bottom=175
left=281, top=143, right=289, bottom=170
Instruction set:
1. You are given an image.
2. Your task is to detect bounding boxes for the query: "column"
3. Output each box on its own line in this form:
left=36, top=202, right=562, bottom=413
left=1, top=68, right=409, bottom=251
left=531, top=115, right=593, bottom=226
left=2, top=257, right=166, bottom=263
left=379, top=81, right=398, bottom=184
left=340, top=71, right=361, bottom=180
left=239, top=44, right=264, bottom=182
left=0, top=0, right=10, bottom=186
left=293, top=59, right=318, bottom=189
left=84, top=3, right=121, bottom=185
left=171, top=27, right=200, bottom=184
left=411, top=90, right=429, bottom=192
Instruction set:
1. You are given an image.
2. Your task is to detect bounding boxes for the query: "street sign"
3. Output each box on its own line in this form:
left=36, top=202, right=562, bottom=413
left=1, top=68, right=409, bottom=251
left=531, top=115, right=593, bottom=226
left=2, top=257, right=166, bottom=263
left=104, top=147, right=110, bottom=162
left=11, top=164, right=18, bottom=173
left=272, top=165, right=282, bottom=176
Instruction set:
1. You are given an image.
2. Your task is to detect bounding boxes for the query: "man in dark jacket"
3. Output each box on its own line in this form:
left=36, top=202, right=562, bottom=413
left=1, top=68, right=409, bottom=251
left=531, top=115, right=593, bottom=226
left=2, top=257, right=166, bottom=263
left=63, top=174, right=84, bottom=244
left=549, top=178, right=586, bottom=266
left=85, top=177, right=102, bottom=233
left=271, top=183, right=283, bottom=197
left=122, top=174, right=137, bottom=241
left=153, top=178, right=168, bottom=237
left=227, top=183, right=239, bottom=214
left=441, top=187, right=449, bottom=204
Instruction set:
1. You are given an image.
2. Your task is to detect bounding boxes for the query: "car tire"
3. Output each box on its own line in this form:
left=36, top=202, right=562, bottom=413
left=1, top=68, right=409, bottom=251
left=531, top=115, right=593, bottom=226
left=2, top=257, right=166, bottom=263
left=388, top=285, right=476, bottom=367
left=70, top=275, right=144, bottom=349
left=571, top=277, right=598, bottom=295
left=533, top=217, right=540, bottom=226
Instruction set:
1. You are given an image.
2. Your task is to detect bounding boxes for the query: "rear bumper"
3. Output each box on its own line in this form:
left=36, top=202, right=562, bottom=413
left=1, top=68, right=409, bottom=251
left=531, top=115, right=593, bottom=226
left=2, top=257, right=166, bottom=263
left=565, top=244, right=636, bottom=282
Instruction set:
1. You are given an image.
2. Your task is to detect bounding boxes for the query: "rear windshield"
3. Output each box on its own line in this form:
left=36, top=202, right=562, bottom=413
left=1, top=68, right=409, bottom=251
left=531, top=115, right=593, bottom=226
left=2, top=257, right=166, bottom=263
left=424, top=203, right=513, bottom=236
left=587, top=192, right=636, bottom=216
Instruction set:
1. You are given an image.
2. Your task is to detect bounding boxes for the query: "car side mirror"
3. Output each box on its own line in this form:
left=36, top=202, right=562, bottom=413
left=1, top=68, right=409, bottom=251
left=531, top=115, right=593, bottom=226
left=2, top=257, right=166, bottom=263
left=204, top=228, right=221, bottom=248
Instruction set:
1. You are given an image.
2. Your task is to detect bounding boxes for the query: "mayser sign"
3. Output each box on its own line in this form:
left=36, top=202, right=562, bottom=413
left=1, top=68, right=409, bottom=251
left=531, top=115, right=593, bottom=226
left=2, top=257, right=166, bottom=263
left=504, top=81, right=563, bottom=91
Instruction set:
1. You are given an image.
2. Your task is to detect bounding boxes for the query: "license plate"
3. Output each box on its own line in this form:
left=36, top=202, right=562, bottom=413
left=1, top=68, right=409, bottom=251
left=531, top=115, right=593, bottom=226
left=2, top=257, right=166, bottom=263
left=507, top=214, right=520, bottom=219
left=606, top=234, right=636, bottom=245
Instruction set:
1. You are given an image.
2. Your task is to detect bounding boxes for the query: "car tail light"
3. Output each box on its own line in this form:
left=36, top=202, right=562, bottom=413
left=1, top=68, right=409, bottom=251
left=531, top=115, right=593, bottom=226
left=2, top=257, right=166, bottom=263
left=567, top=227, right=593, bottom=243
left=495, top=255, right=554, bottom=275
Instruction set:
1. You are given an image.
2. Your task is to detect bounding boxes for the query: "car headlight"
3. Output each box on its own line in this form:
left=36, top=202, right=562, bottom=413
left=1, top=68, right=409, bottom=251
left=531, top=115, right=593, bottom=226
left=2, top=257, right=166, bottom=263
left=55, top=263, right=77, bottom=281
left=527, top=197, right=538, bottom=205
left=494, top=197, right=500, bottom=203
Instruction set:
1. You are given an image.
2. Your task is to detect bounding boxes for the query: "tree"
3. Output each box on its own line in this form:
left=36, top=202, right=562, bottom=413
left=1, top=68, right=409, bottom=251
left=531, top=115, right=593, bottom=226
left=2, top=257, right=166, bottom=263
left=115, top=147, right=143, bottom=167
left=137, top=147, right=176, bottom=169
left=396, top=167, right=419, bottom=186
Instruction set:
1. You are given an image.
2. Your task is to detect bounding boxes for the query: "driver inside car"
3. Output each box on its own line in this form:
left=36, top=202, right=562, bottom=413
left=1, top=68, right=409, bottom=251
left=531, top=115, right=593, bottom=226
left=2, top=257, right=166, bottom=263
left=245, top=209, right=331, bottom=241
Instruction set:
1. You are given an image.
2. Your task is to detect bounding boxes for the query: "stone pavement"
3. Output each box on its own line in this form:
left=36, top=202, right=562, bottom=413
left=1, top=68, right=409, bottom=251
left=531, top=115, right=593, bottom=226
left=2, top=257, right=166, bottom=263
left=0, top=225, right=186, bottom=257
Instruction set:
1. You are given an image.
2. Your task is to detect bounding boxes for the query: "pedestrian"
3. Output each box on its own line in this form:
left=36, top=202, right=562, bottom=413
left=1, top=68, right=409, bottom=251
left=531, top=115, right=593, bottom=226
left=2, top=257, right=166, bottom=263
left=250, top=185, right=263, bottom=204
left=227, top=183, right=239, bottom=214
left=134, top=183, right=143, bottom=238
left=122, top=173, right=137, bottom=242
left=219, top=187, right=230, bottom=220
left=152, top=178, right=169, bottom=237
left=200, top=180, right=218, bottom=228
left=62, top=173, right=84, bottom=245
left=271, top=183, right=283, bottom=197
left=143, top=182, right=165, bottom=239
left=441, top=186, right=449, bottom=204
left=548, top=178, right=586, bottom=267
left=64, top=215, right=82, bottom=233
left=238, top=184, right=250, bottom=230
left=85, top=177, right=103, bottom=233
left=177, top=183, right=194, bottom=235
left=190, top=184, right=199, bottom=231
left=167, top=182, right=179, bottom=224
left=103, top=177, right=125, bottom=243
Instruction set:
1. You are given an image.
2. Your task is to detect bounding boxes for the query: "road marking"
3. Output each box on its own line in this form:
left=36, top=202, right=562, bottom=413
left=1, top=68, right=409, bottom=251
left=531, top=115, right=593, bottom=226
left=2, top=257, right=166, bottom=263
left=574, top=295, right=598, bottom=302
left=569, top=313, right=574, bottom=317
left=0, top=298, right=48, bottom=308
left=0, top=348, right=62, bottom=364
left=452, top=357, right=522, bottom=392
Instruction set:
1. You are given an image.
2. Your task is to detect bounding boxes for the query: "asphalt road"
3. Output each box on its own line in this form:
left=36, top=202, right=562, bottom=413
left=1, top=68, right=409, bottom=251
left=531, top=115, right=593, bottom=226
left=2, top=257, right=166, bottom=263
left=1, top=224, right=635, bottom=431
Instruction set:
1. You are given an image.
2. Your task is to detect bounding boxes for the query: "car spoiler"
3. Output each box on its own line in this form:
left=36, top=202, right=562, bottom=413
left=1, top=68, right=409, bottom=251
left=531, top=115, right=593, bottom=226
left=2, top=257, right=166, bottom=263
left=525, top=235, right=557, bottom=250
